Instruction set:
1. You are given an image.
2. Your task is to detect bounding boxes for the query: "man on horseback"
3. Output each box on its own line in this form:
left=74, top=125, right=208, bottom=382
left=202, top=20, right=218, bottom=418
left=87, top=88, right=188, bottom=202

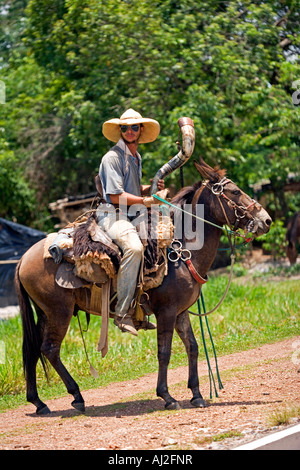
left=98, top=109, right=166, bottom=336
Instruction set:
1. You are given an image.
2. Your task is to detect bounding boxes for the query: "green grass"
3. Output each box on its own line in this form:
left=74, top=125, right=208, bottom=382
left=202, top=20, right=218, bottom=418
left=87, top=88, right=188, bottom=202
left=0, top=271, right=299, bottom=412
left=189, top=276, right=300, bottom=355
left=267, top=404, right=300, bottom=427
left=212, top=430, right=243, bottom=442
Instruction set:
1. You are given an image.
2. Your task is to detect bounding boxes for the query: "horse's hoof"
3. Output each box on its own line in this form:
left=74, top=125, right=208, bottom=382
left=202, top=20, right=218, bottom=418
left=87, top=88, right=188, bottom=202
left=36, top=404, right=51, bottom=415
left=165, top=401, right=181, bottom=410
left=71, top=400, right=85, bottom=413
left=191, top=397, right=206, bottom=408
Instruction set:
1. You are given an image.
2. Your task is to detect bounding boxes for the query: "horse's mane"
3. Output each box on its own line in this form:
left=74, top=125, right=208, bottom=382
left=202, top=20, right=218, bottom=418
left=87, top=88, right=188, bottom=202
left=171, top=181, right=203, bottom=206
left=171, top=164, right=226, bottom=207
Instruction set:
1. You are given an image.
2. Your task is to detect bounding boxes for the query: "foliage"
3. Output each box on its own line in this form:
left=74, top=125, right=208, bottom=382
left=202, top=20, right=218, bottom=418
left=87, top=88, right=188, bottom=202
left=0, top=0, right=300, bottom=229
left=260, top=218, right=287, bottom=259
left=0, top=136, right=36, bottom=224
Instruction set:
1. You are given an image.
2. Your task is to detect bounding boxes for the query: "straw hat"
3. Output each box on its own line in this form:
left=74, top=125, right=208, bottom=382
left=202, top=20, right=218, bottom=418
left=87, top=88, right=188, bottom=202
left=102, top=108, right=160, bottom=143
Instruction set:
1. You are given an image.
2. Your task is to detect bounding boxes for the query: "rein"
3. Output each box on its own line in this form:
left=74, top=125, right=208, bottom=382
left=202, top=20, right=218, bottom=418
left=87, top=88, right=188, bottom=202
left=154, top=179, right=256, bottom=316
left=153, top=192, right=253, bottom=243
left=167, top=231, right=237, bottom=317
left=189, top=233, right=236, bottom=317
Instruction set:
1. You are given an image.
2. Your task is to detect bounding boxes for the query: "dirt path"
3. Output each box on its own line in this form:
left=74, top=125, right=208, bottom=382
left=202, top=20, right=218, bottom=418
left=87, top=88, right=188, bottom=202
left=0, top=336, right=299, bottom=450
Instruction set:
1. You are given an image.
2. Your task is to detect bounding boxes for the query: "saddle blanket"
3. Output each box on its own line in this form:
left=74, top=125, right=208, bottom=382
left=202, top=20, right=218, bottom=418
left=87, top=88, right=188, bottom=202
left=44, top=210, right=173, bottom=291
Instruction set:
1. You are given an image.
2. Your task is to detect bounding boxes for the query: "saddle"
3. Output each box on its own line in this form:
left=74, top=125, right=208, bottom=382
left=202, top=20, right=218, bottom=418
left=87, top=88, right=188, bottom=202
left=46, top=210, right=173, bottom=305
left=45, top=175, right=173, bottom=357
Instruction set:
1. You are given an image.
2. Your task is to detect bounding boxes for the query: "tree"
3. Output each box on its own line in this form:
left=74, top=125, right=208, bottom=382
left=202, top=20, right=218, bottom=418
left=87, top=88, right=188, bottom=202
left=1, top=0, right=299, bottom=228
left=0, top=137, right=36, bottom=224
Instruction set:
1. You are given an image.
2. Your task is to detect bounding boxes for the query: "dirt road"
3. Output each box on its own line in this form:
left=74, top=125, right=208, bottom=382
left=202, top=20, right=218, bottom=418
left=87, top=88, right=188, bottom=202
left=0, top=336, right=299, bottom=450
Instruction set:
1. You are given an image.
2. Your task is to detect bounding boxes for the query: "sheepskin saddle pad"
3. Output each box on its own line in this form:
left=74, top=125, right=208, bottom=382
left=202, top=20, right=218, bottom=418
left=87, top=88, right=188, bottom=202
left=45, top=210, right=174, bottom=290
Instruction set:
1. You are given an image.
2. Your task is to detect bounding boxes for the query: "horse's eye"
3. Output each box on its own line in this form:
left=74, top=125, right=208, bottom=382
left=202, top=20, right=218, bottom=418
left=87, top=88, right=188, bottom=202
left=232, top=189, right=241, bottom=196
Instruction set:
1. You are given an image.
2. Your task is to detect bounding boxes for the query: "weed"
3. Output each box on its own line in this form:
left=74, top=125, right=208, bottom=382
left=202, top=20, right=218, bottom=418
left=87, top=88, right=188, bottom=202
left=213, top=430, right=243, bottom=441
left=267, top=405, right=300, bottom=427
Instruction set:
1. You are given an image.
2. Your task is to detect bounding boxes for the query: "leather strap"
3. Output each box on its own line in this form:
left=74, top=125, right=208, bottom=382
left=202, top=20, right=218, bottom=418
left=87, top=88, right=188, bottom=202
left=185, top=259, right=208, bottom=285
left=97, top=279, right=111, bottom=358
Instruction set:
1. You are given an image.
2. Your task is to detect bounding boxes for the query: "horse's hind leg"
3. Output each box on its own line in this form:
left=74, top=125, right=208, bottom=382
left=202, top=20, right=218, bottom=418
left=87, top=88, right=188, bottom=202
left=175, top=310, right=206, bottom=408
left=24, top=306, right=50, bottom=415
left=20, top=294, right=50, bottom=415
left=41, top=310, right=85, bottom=413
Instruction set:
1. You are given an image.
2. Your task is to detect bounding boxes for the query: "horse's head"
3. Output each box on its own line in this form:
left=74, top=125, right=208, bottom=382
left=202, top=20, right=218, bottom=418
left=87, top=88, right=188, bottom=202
left=194, top=159, right=272, bottom=237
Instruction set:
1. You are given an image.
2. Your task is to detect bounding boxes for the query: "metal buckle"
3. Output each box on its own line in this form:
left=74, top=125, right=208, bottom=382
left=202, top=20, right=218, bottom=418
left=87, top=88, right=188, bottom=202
left=171, top=240, right=182, bottom=251
left=181, top=249, right=192, bottom=261
left=234, top=207, right=246, bottom=219
left=168, top=240, right=192, bottom=263
left=168, top=250, right=180, bottom=262
left=211, top=182, right=224, bottom=195
left=139, top=292, right=149, bottom=305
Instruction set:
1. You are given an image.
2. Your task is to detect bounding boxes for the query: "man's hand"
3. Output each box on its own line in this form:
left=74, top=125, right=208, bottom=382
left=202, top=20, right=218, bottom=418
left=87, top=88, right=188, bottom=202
left=156, top=179, right=165, bottom=190
left=150, top=178, right=165, bottom=190
left=143, top=188, right=169, bottom=207
left=142, top=179, right=165, bottom=196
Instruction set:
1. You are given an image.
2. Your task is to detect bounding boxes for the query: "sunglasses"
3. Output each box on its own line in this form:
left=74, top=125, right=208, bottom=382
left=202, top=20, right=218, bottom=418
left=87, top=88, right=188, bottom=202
left=120, top=124, right=141, bottom=133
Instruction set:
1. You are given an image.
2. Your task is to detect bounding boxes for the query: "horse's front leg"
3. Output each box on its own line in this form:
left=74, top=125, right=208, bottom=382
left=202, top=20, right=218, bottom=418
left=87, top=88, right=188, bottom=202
left=175, top=310, right=206, bottom=408
left=156, top=308, right=180, bottom=410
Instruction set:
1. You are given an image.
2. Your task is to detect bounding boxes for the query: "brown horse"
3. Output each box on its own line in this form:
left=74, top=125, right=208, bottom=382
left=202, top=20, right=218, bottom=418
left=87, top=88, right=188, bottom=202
left=15, top=159, right=271, bottom=414
left=286, top=212, right=300, bottom=265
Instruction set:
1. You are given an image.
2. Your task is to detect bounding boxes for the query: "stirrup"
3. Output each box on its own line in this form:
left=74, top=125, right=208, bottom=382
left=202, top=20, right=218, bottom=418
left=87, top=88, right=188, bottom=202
left=134, top=319, right=157, bottom=331
left=114, top=315, right=138, bottom=336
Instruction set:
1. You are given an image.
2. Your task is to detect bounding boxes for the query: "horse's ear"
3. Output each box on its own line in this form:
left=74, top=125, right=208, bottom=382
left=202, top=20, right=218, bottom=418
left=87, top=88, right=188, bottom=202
left=194, top=158, right=220, bottom=182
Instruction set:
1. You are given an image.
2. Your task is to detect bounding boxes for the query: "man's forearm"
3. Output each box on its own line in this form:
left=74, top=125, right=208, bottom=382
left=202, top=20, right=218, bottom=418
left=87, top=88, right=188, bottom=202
left=109, top=192, right=144, bottom=206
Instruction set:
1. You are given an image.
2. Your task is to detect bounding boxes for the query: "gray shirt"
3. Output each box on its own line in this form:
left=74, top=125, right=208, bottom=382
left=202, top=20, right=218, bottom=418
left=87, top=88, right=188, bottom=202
left=99, top=139, right=142, bottom=204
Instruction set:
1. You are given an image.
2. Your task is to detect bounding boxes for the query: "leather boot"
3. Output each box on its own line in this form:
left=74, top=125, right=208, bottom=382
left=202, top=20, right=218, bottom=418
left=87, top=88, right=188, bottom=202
left=114, top=314, right=138, bottom=336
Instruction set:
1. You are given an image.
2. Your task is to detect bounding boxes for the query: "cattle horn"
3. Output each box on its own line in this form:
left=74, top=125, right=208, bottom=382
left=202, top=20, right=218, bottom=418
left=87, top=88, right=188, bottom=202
left=150, top=117, right=195, bottom=194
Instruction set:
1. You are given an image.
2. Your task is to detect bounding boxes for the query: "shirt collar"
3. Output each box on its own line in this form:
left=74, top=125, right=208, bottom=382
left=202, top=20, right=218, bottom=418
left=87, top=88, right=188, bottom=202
left=116, top=138, right=141, bottom=163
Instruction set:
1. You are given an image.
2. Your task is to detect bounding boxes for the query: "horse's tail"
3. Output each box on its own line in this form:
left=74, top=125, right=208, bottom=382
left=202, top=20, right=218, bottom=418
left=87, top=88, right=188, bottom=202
left=15, top=260, right=48, bottom=380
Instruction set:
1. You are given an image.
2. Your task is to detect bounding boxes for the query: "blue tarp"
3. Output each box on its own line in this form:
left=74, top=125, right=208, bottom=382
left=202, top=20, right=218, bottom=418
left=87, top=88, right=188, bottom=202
left=0, top=218, right=46, bottom=307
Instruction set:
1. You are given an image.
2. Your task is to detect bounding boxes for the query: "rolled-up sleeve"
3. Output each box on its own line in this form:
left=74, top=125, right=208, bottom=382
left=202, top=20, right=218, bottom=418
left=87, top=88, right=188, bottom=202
left=99, top=153, right=124, bottom=196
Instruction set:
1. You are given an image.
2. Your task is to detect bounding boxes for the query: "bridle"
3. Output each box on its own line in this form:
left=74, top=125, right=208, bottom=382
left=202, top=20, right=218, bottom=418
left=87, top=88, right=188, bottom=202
left=164, top=177, right=260, bottom=312
left=167, top=176, right=258, bottom=281
left=203, top=177, right=258, bottom=232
